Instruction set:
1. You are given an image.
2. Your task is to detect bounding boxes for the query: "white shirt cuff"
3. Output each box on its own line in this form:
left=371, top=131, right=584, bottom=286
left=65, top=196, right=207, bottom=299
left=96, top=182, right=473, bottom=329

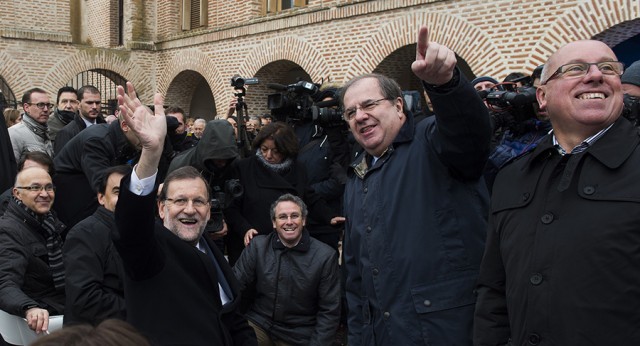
left=129, top=165, right=158, bottom=196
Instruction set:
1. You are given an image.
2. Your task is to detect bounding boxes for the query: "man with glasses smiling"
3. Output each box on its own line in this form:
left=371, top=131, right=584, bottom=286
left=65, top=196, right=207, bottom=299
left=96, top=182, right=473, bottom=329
left=112, top=82, right=256, bottom=345
left=340, top=26, right=491, bottom=345
left=0, top=167, right=66, bottom=335
left=9, top=88, right=55, bottom=161
left=474, top=41, right=640, bottom=345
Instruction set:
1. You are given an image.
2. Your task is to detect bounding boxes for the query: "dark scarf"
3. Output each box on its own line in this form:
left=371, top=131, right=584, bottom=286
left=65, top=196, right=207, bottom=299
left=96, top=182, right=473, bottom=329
left=11, top=197, right=66, bottom=291
left=255, top=148, right=293, bottom=174
left=21, top=112, right=50, bottom=141
left=54, top=109, right=76, bottom=125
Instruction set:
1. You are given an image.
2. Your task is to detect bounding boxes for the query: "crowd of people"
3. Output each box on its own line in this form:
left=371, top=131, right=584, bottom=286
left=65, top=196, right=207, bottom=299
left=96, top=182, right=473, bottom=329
left=1, top=23, right=640, bottom=346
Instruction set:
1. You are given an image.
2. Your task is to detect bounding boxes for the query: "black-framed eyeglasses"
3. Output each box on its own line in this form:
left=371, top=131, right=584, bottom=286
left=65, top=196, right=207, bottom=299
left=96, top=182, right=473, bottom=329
left=542, top=61, right=624, bottom=85
left=27, top=102, right=55, bottom=110
left=344, top=98, right=390, bottom=121
left=163, top=197, right=209, bottom=208
left=15, top=184, right=55, bottom=193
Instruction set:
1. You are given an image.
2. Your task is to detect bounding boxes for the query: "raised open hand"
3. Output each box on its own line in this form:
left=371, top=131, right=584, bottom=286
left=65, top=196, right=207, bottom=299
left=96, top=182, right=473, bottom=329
left=117, top=82, right=167, bottom=153
left=411, top=26, right=457, bottom=86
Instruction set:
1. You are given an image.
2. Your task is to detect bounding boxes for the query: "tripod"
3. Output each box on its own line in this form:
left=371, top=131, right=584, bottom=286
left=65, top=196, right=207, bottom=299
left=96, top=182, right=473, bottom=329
left=234, top=87, right=252, bottom=157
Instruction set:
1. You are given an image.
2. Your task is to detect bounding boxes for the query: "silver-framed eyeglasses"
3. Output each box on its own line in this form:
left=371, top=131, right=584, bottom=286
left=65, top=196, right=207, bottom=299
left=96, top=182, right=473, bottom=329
left=15, top=184, right=55, bottom=193
left=344, top=98, right=390, bottom=121
left=542, top=61, right=624, bottom=85
left=164, top=197, right=209, bottom=208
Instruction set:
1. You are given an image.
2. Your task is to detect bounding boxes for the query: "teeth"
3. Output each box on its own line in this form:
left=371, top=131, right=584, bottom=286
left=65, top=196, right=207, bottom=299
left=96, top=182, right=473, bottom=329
left=179, top=218, right=197, bottom=224
left=578, top=93, right=605, bottom=100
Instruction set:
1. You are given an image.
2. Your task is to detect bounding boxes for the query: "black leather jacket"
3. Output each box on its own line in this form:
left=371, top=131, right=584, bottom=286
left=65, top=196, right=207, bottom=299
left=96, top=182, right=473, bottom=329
left=232, top=230, right=340, bottom=345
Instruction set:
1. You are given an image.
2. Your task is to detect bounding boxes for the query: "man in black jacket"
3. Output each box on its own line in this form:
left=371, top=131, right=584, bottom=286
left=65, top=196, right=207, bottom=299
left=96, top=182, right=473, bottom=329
left=233, top=193, right=340, bottom=346
left=0, top=167, right=65, bottom=334
left=62, top=165, right=129, bottom=326
left=474, top=40, right=640, bottom=345
left=113, top=82, right=256, bottom=346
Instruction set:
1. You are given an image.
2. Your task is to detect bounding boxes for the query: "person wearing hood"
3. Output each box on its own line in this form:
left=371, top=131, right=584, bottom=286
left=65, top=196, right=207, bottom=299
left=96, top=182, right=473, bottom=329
left=47, top=86, right=79, bottom=146
left=167, top=119, right=240, bottom=250
left=166, top=106, right=197, bottom=152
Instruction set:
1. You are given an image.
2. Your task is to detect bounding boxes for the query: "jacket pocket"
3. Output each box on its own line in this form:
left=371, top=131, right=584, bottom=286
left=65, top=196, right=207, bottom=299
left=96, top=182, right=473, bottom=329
left=411, top=274, right=476, bottom=345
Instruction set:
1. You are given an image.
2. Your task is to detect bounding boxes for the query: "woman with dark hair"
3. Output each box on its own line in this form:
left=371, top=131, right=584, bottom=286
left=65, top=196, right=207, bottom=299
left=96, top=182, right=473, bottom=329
left=224, top=122, right=343, bottom=265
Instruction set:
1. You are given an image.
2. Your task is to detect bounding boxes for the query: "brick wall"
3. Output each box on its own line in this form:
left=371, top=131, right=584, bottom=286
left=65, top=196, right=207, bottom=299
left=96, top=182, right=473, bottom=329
left=0, top=0, right=638, bottom=118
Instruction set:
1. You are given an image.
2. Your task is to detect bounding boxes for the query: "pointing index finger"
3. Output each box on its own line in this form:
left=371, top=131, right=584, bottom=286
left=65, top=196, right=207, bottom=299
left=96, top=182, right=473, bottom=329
left=416, top=26, right=430, bottom=61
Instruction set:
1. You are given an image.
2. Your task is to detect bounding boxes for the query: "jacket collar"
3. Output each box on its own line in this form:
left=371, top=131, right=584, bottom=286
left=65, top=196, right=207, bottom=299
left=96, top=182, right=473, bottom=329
left=526, top=117, right=640, bottom=169
left=272, top=228, right=311, bottom=252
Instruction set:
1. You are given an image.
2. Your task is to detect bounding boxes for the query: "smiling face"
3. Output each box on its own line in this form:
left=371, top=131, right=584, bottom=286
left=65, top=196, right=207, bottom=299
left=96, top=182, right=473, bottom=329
left=343, top=77, right=405, bottom=157
left=13, top=167, right=54, bottom=215
left=272, top=200, right=306, bottom=248
left=158, top=177, right=210, bottom=246
left=537, top=40, right=624, bottom=141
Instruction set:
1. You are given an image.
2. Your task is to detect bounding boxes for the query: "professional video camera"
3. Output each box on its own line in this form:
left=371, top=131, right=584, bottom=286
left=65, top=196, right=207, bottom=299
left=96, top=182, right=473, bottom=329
left=480, top=82, right=538, bottom=124
left=208, top=179, right=244, bottom=233
left=267, top=80, right=344, bottom=126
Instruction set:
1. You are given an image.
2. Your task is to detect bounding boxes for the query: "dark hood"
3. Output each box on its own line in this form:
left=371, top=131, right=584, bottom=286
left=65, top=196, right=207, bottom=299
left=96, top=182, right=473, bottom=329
left=168, top=119, right=239, bottom=174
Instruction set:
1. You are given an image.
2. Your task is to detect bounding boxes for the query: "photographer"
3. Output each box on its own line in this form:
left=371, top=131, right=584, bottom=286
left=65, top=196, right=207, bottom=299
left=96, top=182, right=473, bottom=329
left=483, top=66, right=551, bottom=191
left=289, top=85, right=350, bottom=252
left=167, top=119, right=240, bottom=251
left=621, top=60, right=640, bottom=125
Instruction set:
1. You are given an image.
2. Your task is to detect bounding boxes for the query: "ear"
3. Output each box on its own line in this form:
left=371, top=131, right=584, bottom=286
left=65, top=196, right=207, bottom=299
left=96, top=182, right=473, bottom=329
left=301, top=217, right=306, bottom=227
left=22, top=103, right=29, bottom=113
left=120, top=119, right=128, bottom=132
left=272, top=219, right=277, bottom=229
left=12, top=188, right=19, bottom=199
left=97, top=192, right=106, bottom=206
left=157, top=200, right=166, bottom=220
left=536, top=86, right=547, bottom=111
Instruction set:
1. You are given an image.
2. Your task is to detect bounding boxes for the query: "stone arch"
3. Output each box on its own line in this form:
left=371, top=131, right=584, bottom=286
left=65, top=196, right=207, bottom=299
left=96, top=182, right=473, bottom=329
left=42, top=49, right=149, bottom=100
left=157, top=49, right=224, bottom=115
left=344, top=12, right=505, bottom=81
left=238, top=36, right=331, bottom=85
left=530, top=0, right=640, bottom=67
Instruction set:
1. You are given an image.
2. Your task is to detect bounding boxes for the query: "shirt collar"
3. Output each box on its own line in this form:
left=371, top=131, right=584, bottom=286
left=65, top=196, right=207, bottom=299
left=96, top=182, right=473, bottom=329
left=551, top=122, right=615, bottom=155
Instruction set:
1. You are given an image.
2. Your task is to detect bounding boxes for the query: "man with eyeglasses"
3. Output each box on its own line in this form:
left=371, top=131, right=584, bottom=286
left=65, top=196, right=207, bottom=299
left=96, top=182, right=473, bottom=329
left=47, top=86, right=79, bottom=145
left=111, top=82, right=256, bottom=345
left=54, top=85, right=106, bottom=154
left=474, top=41, right=639, bottom=345
left=8, top=88, right=55, bottom=162
left=0, top=167, right=65, bottom=335
left=232, top=193, right=340, bottom=345
left=340, top=26, right=491, bottom=345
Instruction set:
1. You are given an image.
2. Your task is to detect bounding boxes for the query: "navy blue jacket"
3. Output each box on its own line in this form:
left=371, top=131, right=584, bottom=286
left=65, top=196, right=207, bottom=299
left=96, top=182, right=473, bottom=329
left=343, top=73, right=490, bottom=345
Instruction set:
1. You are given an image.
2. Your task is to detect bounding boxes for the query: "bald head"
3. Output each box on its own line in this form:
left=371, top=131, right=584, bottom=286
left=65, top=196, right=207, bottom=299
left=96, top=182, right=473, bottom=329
left=540, top=40, right=616, bottom=84
left=13, top=167, right=55, bottom=215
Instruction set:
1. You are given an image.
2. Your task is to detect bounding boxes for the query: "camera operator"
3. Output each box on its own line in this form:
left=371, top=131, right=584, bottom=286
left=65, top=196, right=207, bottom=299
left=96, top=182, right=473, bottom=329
left=483, top=66, right=551, bottom=191
left=166, top=119, right=241, bottom=252
left=621, top=60, right=640, bottom=125
left=288, top=85, right=350, bottom=252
